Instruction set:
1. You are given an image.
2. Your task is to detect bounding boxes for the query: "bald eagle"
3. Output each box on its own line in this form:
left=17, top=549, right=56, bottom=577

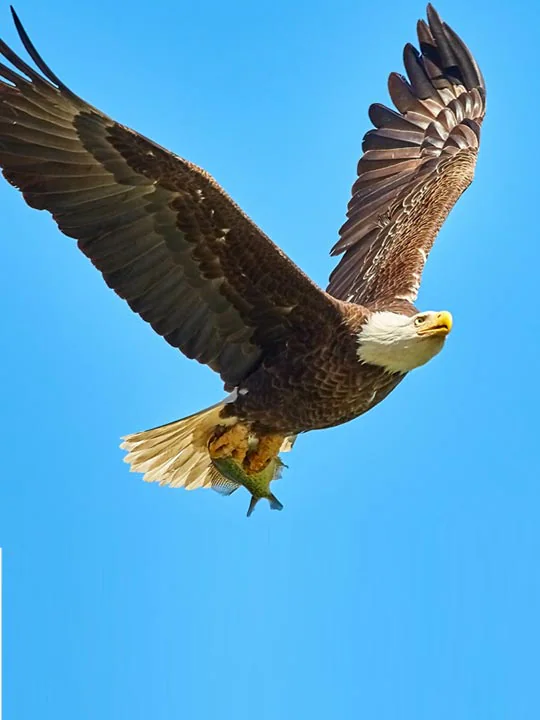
left=0, top=5, right=485, bottom=513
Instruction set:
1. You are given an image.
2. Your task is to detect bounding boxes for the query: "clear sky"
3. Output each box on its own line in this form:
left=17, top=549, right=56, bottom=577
left=1, top=0, right=539, bottom=718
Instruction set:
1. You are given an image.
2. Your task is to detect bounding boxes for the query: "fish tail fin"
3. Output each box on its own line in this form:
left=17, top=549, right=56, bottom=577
left=268, top=493, right=284, bottom=512
left=246, top=493, right=283, bottom=517
left=120, top=398, right=233, bottom=490
left=246, top=495, right=260, bottom=517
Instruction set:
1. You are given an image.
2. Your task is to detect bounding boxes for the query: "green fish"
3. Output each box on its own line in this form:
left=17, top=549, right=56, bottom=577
left=210, top=455, right=285, bottom=517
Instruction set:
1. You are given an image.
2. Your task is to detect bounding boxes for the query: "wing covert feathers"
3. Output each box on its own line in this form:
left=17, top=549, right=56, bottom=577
left=0, top=8, right=336, bottom=389
left=328, top=4, right=486, bottom=307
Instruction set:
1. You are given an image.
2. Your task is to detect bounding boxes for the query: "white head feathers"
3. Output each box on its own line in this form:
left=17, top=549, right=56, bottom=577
left=357, top=310, right=452, bottom=374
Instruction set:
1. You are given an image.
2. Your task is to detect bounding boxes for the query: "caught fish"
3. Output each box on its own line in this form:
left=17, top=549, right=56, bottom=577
left=210, top=455, right=285, bottom=517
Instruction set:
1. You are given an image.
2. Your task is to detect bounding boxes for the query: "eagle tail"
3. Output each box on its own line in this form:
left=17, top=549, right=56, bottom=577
left=120, top=399, right=233, bottom=490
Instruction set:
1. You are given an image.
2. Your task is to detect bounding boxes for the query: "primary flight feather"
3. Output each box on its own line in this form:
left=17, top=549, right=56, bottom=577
left=0, top=5, right=485, bottom=514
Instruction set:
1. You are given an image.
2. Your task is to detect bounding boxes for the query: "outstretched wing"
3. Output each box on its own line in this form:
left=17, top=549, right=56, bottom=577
left=0, top=9, right=337, bottom=389
left=327, top=4, right=486, bottom=307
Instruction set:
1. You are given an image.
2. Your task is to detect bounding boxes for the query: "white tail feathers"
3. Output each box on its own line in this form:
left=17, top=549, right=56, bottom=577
left=120, top=400, right=235, bottom=490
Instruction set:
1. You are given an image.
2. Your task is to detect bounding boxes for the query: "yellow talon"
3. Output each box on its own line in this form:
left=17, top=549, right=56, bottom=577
left=244, top=434, right=284, bottom=474
left=208, top=423, right=249, bottom=464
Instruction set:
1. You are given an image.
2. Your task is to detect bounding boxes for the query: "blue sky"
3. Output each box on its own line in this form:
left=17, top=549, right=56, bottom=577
left=1, top=0, right=539, bottom=718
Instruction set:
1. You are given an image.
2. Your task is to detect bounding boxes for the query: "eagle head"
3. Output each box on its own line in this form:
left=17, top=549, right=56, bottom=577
left=357, top=310, right=453, bottom=374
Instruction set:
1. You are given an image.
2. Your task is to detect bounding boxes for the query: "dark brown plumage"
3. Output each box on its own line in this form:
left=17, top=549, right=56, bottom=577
left=0, top=6, right=486, bottom=507
left=328, top=6, right=485, bottom=306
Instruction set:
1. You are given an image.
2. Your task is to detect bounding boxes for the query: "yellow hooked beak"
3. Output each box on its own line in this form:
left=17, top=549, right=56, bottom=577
left=417, top=311, right=453, bottom=337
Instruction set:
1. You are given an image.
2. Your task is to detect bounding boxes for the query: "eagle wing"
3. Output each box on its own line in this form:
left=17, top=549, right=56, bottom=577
left=327, top=4, right=486, bottom=307
left=0, top=9, right=337, bottom=389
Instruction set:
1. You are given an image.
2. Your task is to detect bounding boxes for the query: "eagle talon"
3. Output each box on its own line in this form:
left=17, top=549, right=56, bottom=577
left=243, top=434, right=285, bottom=474
left=208, top=423, right=249, bottom=463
